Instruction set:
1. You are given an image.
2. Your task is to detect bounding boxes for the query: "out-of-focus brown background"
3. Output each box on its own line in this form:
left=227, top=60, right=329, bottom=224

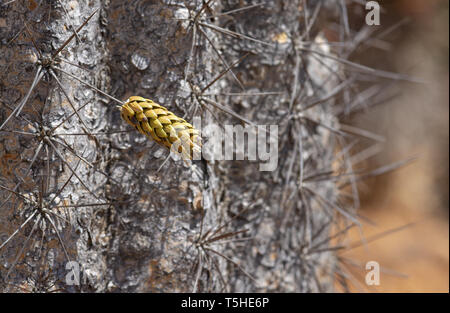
left=340, top=0, right=448, bottom=292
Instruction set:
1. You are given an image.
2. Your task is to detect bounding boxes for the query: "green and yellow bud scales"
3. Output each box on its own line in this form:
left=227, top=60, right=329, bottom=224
left=120, top=96, right=201, bottom=160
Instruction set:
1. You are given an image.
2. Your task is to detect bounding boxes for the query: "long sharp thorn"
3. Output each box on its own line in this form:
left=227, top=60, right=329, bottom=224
left=299, top=125, right=305, bottom=188
left=53, top=66, right=123, bottom=105
left=206, top=251, right=228, bottom=291
left=0, top=141, right=43, bottom=211
left=0, top=67, right=43, bottom=130
left=192, top=253, right=202, bottom=293
left=202, top=97, right=254, bottom=126
left=52, top=8, right=99, bottom=59
left=45, top=145, right=50, bottom=194
left=199, top=22, right=275, bottom=47
left=300, top=79, right=352, bottom=112
left=49, top=69, right=91, bottom=131
left=23, top=22, right=42, bottom=59
left=185, top=24, right=197, bottom=83
left=46, top=139, right=100, bottom=200
left=339, top=123, right=385, bottom=142
left=193, top=0, right=215, bottom=22
left=1, top=0, right=17, bottom=7
left=44, top=208, right=70, bottom=225
left=48, top=156, right=82, bottom=205
left=45, top=215, right=80, bottom=287
left=52, top=137, right=120, bottom=184
left=205, top=229, right=248, bottom=244
left=288, top=53, right=301, bottom=112
left=308, top=224, right=356, bottom=252
left=57, top=0, right=81, bottom=43
left=202, top=91, right=282, bottom=97
left=205, top=247, right=255, bottom=281
left=339, top=156, right=417, bottom=188
left=201, top=53, right=249, bottom=93
left=0, top=184, right=32, bottom=202
left=209, top=207, right=250, bottom=239
left=298, top=47, right=425, bottom=83
left=53, top=202, right=116, bottom=208
left=198, top=25, right=245, bottom=90
left=206, top=3, right=263, bottom=18
left=0, top=211, right=37, bottom=250
left=345, top=223, right=416, bottom=252
left=15, top=67, right=44, bottom=117
left=5, top=215, right=41, bottom=281
left=59, top=57, right=95, bottom=73
left=305, top=186, right=360, bottom=225
left=50, top=100, right=91, bottom=133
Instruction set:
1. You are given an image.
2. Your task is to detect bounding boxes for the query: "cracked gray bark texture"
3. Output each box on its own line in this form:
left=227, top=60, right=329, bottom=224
left=0, top=0, right=344, bottom=292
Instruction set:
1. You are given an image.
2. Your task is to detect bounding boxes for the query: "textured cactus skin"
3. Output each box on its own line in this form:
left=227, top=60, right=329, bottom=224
left=0, top=0, right=346, bottom=293
left=120, top=96, right=201, bottom=159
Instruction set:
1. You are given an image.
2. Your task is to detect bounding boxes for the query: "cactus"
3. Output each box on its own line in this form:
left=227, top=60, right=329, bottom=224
left=0, top=0, right=402, bottom=292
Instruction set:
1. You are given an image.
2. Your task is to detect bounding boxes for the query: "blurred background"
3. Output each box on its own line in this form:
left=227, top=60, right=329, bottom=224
left=337, top=0, right=448, bottom=292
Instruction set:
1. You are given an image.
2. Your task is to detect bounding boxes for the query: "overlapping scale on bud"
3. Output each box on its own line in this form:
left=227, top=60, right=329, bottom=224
left=120, top=96, right=201, bottom=160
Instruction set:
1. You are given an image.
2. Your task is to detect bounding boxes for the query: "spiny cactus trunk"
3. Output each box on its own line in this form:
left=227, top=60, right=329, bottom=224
left=1, top=0, right=345, bottom=292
